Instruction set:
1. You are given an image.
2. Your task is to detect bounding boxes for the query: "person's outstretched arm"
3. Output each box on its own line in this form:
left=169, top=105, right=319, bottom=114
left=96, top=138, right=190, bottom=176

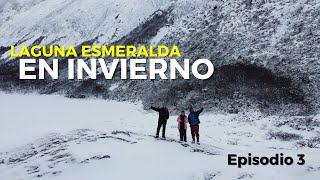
left=151, top=106, right=160, bottom=112
left=196, top=107, right=204, bottom=115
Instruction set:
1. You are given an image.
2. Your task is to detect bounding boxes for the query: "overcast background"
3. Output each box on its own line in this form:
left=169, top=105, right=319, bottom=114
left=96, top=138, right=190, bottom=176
left=0, top=0, right=7, bottom=8
left=0, top=0, right=12, bottom=8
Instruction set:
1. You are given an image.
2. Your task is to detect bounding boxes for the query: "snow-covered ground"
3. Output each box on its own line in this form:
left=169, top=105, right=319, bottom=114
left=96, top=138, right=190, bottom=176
left=0, top=93, right=319, bottom=180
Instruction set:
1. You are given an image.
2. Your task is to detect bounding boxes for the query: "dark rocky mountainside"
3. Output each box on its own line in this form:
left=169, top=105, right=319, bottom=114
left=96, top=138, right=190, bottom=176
left=0, top=0, right=319, bottom=115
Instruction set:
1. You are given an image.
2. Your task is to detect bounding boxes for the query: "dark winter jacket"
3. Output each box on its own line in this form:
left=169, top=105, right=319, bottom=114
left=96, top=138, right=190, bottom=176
left=188, top=108, right=204, bottom=126
left=151, top=106, right=169, bottom=122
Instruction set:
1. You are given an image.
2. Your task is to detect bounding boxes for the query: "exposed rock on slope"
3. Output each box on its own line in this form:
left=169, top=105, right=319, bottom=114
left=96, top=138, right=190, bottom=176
left=0, top=0, right=319, bottom=115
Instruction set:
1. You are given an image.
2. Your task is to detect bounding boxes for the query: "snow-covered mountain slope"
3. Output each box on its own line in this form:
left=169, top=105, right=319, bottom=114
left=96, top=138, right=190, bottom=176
left=0, top=0, right=171, bottom=47
left=0, top=0, right=320, bottom=114
left=0, top=94, right=320, bottom=180
left=160, top=0, right=320, bottom=113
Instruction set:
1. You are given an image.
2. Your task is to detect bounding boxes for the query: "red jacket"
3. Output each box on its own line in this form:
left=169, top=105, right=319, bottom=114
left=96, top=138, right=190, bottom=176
left=177, top=115, right=188, bottom=129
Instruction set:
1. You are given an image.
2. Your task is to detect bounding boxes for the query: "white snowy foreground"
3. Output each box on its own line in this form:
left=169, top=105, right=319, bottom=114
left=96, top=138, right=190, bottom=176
left=0, top=93, right=319, bottom=180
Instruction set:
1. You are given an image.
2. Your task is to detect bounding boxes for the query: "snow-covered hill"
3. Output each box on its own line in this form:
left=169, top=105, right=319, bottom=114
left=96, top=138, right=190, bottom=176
left=0, top=0, right=171, bottom=47
left=0, top=93, right=320, bottom=180
left=0, top=0, right=319, bottom=114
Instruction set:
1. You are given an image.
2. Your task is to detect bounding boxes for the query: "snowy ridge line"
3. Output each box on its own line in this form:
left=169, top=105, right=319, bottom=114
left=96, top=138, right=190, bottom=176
left=0, top=128, right=222, bottom=178
left=0, top=129, right=132, bottom=179
left=1, top=0, right=319, bottom=114
left=0, top=0, right=173, bottom=47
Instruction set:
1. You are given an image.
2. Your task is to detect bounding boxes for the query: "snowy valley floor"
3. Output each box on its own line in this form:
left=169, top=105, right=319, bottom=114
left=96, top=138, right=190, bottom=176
left=0, top=93, right=319, bottom=180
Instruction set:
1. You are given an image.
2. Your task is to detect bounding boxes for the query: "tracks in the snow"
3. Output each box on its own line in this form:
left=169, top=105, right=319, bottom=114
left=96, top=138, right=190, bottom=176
left=0, top=129, right=221, bottom=179
left=147, top=135, right=222, bottom=155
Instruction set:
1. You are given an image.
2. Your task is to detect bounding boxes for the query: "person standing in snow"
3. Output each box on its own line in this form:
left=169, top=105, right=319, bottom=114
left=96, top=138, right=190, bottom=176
left=177, top=111, right=188, bottom=142
left=151, top=105, right=169, bottom=138
left=188, top=105, right=204, bottom=144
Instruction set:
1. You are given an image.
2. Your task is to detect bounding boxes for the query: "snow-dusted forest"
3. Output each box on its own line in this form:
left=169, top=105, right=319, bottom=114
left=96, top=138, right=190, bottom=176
left=0, top=0, right=319, bottom=114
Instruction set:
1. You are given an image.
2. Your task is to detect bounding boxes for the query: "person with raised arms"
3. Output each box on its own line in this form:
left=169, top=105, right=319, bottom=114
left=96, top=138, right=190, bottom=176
left=151, top=104, right=169, bottom=139
left=188, top=103, right=204, bottom=144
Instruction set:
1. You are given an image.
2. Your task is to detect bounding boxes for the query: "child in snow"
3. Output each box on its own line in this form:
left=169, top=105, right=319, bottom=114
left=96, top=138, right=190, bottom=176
left=177, top=111, right=188, bottom=142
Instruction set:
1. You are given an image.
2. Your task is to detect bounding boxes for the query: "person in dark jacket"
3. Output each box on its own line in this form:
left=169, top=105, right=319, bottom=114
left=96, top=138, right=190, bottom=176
left=151, top=106, right=169, bottom=138
left=177, top=111, right=188, bottom=142
left=188, top=106, right=204, bottom=144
